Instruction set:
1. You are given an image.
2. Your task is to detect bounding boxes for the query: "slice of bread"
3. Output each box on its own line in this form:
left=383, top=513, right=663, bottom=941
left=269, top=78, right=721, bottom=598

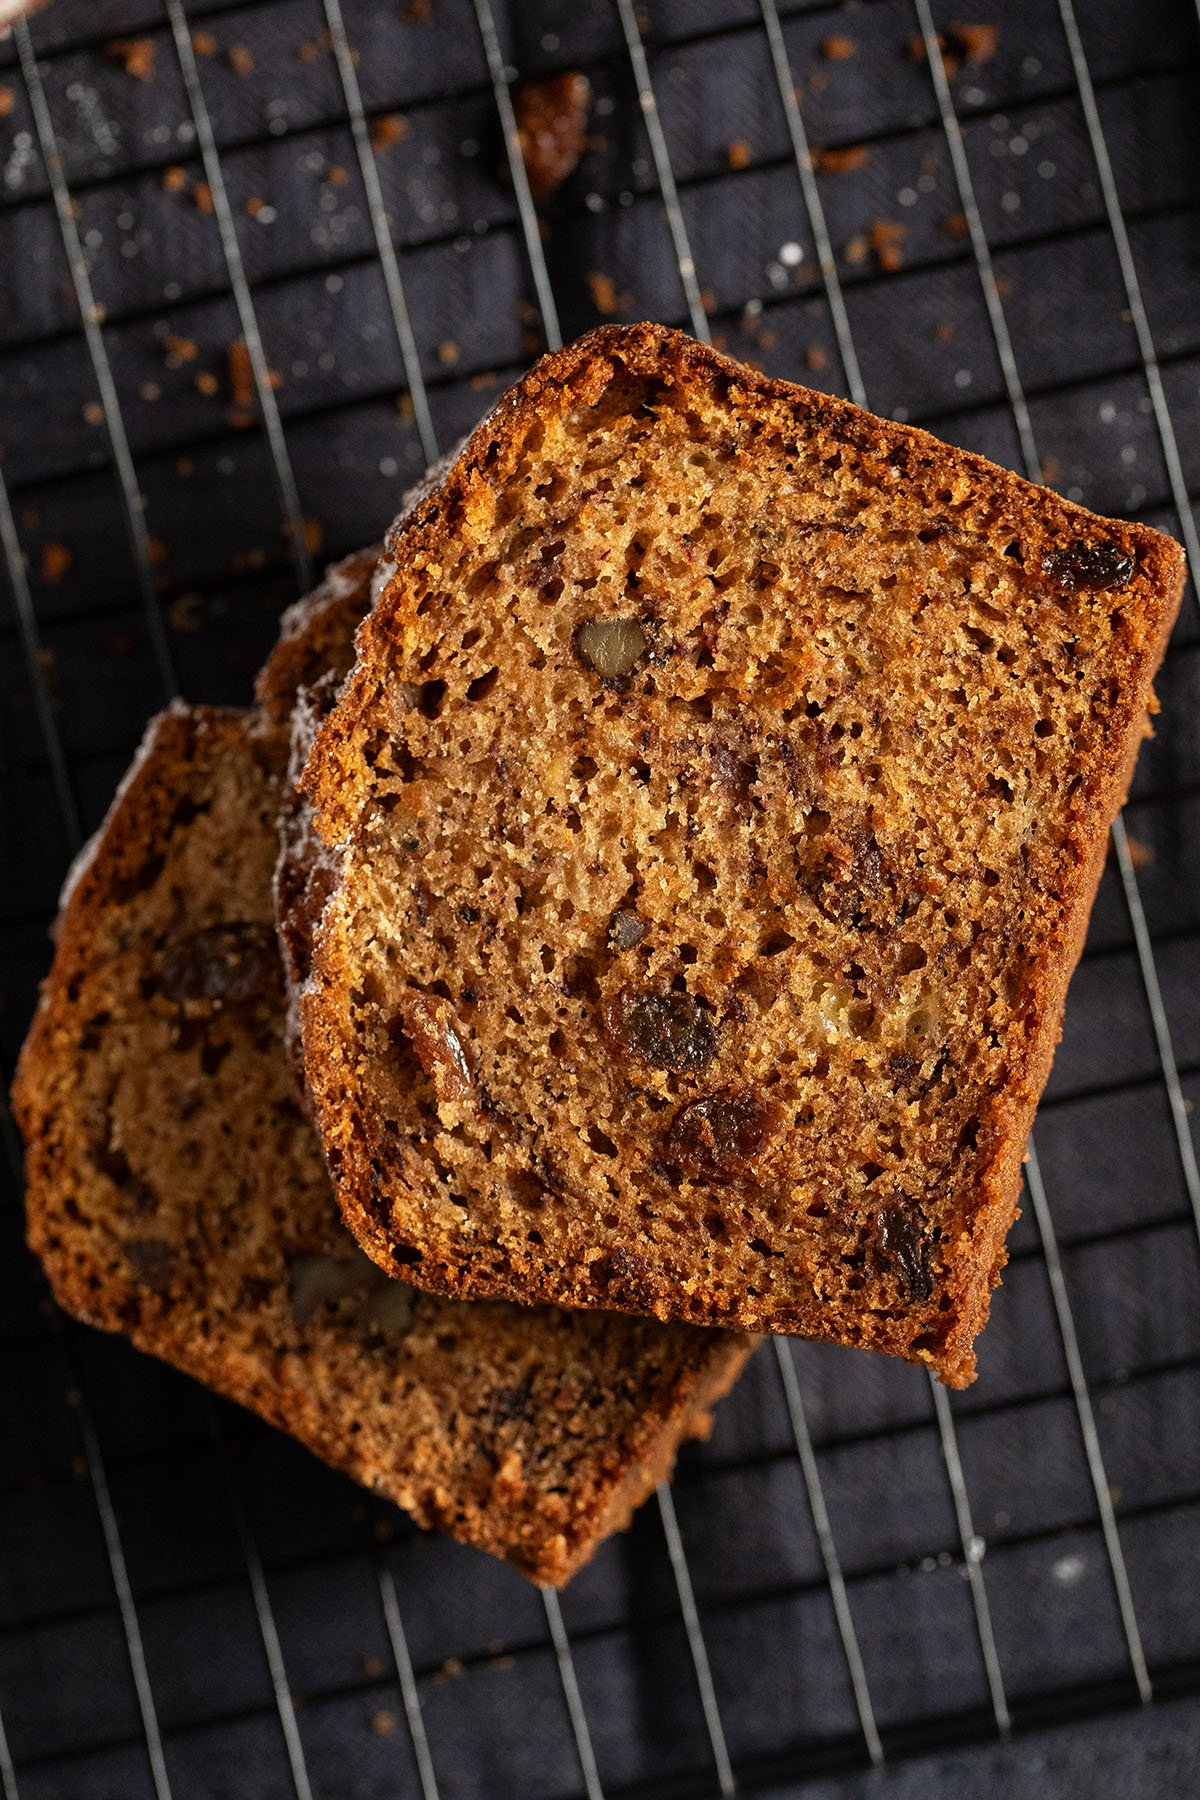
left=300, top=323, right=1185, bottom=1386
left=13, top=693, right=749, bottom=1583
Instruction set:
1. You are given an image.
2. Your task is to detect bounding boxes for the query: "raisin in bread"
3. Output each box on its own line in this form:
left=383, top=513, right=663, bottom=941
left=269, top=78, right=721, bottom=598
left=12, top=699, right=749, bottom=1582
left=299, top=324, right=1185, bottom=1387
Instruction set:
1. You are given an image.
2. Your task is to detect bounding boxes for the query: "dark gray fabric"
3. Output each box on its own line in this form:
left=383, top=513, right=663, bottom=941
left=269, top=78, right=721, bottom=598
left=1, top=0, right=1199, bottom=1793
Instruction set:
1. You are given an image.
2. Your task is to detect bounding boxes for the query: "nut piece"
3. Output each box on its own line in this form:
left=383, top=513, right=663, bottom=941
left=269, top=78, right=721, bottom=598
left=158, top=923, right=282, bottom=1006
left=607, top=909, right=647, bottom=952
left=1042, top=540, right=1134, bottom=593
left=604, top=988, right=719, bottom=1074
left=665, top=1088, right=783, bottom=1180
left=396, top=990, right=473, bottom=1108
left=514, top=72, right=591, bottom=200
left=876, top=1206, right=933, bottom=1301
left=574, top=617, right=649, bottom=679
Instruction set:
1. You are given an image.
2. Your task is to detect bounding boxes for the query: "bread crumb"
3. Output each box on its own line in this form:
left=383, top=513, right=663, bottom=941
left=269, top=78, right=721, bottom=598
left=167, top=593, right=201, bottom=632
left=934, top=320, right=957, bottom=342
left=190, top=30, right=217, bottom=56
left=949, top=22, right=999, bottom=64
left=469, top=371, right=497, bottom=392
left=370, top=113, right=408, bottom=152
left=433, top=1656, right=464, bottom=1685
left=39, top=542, right=72, bottom=584
left=587, top=271, right=627, bottom=315
left=869, top=218, right=906, bottom=272
left=0, top=87, right=14, bottom=119
left=820, top=35, right=855, bottom=59
left=370, top=1710, right=395, bottom=1736
left=362, top=1654, right=384, bottom=1679
left=1125, top=832, right=1154, bottom=869
left=193, top=181, right=215, bottom=214
left=162, top=166, right=188, bottom=194
left=844, top=234, right=869, bottom=265
left=147, top=536, right=168, bottom=566
left=804, top=345, right=828, bottom=372
left=245, top=196, right=269, bottom=218
left=515, top=72, right=591, bottom=200
left=300, top=519, right=323, bottom=556
left=940, top=211, right=969, bottom=240
left=813, top=144, right=868, bottom=175
left=82, top=401, right=104, bottom=425
left=908, top=32, right=959, bottom=77
left=325, top=164, right=350, bottom=187
left=107, top=39, right=156, bottom=82
left=194, top=371, right=220, bottom=397
left=402, top=0, right=431, bottom=21
left=437, top=340, right=460, bottom=366
left=228, top=44, right=255, bottom=77
left=139, top=382, right=161, bottom=404
left=164, top=333, right=198, bottom=363
left=726, top=138, right=751, bottom=171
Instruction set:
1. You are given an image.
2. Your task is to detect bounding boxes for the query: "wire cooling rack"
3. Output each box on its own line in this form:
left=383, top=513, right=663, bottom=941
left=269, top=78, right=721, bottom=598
left=1, top=2, right=1199, bottom=1796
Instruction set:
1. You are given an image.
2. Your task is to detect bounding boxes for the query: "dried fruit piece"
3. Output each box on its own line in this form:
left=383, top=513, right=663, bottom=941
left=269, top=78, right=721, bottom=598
left=876, top=1206, right=933, bottom=1301
left=158, top=923, right=281, bottom=1006
left=604, top=989, right=718, bottom=1074
left=514, top=71, right=591, bottom=200
left=607, top=909, right=647, bottom=952
left=124, top=1237, right=175, bottom=1291
left=665, top=1089, right=783, bottom=1179
left=290, top=1247, right=377, bottom=1325
left=360, top=1279, right=417, bottom=1332
left=395, top=990, right=473, bottom=1108
left=574, top=617, right=648, bottom=678
left=1042, top=540, right=1134, bottom=593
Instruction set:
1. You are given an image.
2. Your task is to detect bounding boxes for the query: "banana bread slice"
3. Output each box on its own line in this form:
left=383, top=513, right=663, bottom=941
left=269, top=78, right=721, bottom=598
left=299, top=323, right=1185, bottom=1387
left=12, top=699, right=749, bottom=1583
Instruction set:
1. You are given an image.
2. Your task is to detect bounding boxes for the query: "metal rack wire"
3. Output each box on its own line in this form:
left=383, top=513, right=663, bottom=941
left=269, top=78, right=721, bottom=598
left=1, top=2, right=1198, bottom=1795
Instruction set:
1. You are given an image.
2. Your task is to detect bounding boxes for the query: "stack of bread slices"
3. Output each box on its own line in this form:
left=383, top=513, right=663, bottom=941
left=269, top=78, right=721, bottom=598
left=15, top=326, right=1184, bottom=1580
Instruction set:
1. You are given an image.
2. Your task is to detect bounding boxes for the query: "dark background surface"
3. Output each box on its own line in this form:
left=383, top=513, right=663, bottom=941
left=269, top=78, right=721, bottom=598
left=1, top=1, right=1200, bottom=1795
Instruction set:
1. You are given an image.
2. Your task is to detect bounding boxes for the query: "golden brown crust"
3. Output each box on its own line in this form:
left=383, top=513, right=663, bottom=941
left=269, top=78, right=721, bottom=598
left=301, top=324, right=1185, bottom=1386
left=255, top=544, right=383, bottom=726
left=12, top=700, right=750, bottom=1584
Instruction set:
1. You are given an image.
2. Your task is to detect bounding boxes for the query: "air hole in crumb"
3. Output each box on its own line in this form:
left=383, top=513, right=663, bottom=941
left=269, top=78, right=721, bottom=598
left=679, top=944, right=698, bottom=965
left=540, top=945, right=556, bottom=973
left=759, top=931, right=795, bottom=957
left=588, top=1125, right=618, bottom=1157
left=861, top=1161, right=884, bottom=1184
left=703, top=1211, right=726, bottom=1239
left=466, top=667, right=498, bottom=702
left=896, top=942, right=927, bottom=974
left=548, top=1029, right=567, bottom=1057
left=1034, top=718, right=1053, bottom=738
left=418, top=679, right=447, bottom=719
